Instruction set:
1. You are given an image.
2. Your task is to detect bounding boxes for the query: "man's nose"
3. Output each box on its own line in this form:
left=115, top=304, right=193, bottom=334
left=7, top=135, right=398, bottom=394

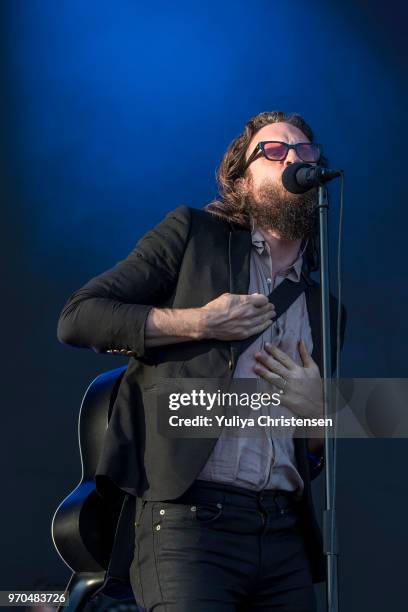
left=283, top=147, right=301, bottom=166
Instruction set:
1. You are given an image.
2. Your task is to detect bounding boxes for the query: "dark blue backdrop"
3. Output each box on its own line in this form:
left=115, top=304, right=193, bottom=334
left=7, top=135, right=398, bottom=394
left=1, top=0, right=407, bottom=610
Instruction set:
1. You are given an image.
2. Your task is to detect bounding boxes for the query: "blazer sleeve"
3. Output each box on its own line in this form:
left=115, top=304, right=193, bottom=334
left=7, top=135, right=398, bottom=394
left=57, top=205, right=191, bottom=359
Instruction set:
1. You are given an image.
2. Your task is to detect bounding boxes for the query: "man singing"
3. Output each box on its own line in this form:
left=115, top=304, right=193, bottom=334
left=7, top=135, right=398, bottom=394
left=58, top=111, right=346, bottom=611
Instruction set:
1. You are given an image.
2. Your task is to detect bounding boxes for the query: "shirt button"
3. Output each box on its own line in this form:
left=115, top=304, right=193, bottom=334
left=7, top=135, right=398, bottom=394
left=228, top=359, right=233, bottom=370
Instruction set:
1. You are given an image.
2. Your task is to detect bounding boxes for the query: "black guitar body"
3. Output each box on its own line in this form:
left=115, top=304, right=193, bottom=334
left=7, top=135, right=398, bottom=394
left=52, top=366, right=127, bottom=574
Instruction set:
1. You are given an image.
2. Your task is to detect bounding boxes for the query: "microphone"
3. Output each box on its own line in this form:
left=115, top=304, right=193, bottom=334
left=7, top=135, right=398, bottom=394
left=282, top=162, right=342, bottom=194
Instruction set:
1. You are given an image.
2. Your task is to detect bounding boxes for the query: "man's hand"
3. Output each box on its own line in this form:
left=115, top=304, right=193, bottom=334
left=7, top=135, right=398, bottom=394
left=145, top=293, right=275, bottom=347
left=200, top=293, right=275, bottom=341
left=254, top=340, right=325, bottom=454
left=253, top=340, right=323, bottom=418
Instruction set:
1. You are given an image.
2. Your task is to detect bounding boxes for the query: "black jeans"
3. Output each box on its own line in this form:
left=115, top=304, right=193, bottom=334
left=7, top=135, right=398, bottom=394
left=129, top=480, right=316, bottom=612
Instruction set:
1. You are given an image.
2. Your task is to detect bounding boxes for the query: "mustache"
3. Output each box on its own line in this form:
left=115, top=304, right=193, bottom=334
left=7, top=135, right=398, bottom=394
left=259, top=181, right=318, bottom=204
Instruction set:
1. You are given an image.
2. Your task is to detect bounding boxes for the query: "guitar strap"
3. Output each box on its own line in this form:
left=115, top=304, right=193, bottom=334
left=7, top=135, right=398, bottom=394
left=236, top=272, right=311, bottom=356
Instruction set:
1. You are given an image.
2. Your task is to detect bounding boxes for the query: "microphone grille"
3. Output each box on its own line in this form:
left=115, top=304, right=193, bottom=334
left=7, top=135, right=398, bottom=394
left=281, top=162, right=311, bottom=194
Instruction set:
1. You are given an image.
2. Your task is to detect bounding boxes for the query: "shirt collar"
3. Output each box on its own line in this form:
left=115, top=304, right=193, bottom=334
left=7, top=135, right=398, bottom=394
left=251, top=226, right=305, bottom=281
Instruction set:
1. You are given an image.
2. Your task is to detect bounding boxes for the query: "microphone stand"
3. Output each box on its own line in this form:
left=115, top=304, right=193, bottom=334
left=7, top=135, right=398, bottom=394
left=317, top=185, right=339, bottom=612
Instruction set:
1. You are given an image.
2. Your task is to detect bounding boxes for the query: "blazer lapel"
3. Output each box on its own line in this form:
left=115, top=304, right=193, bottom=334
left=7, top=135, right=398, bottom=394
left=228, top=226, right=252, bottom=365
left=228, top=225, right=252, bottom=295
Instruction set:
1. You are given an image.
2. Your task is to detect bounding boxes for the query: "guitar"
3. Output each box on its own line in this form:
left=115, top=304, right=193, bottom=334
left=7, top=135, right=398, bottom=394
left=51, top=366, right=127, bottom=575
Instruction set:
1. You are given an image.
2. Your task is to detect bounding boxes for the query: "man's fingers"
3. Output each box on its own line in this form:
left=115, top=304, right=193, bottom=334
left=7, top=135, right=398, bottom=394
left=252, top=303, right=276, bottom=318
left=253, top=363, right=281, bottom=385
left=247, top=295, right=275, bottom=319
left=264, top=343, right=296, bottom=370
left=234, top=293, right=275, bottom=316
left=247, top=292, right=269, bottom=307
left=244, top=310, right=276, bottom=332
left=298, top=339, right=313, bottom=368
left=254, top=351, right=288, bottom=378
left=248, top=319, right=273, bottom=337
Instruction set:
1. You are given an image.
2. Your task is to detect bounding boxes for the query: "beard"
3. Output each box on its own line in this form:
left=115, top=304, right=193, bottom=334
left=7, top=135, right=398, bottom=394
left=242, top=178, right=318, bottom=240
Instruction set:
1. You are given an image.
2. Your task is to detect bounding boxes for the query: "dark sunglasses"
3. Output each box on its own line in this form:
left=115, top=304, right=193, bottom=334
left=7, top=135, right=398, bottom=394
left=244, top=141, right=321, bottom=171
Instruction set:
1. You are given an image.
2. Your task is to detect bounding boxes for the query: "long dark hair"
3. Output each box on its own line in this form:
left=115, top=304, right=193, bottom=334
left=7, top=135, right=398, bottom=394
left=205, top=111, right=323, bottom=272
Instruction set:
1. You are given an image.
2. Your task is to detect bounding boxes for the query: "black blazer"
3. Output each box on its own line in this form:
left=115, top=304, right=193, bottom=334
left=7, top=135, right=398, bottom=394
left=57, top=205, right=346, bottom=583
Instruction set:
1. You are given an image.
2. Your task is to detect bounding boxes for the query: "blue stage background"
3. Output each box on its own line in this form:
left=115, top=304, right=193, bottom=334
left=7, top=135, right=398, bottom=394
left=1, top=0, right=407, bottom=609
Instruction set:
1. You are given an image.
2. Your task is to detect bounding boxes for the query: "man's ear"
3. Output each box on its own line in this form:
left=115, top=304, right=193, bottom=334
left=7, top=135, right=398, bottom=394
left=234, top=176, right=249, bottom=194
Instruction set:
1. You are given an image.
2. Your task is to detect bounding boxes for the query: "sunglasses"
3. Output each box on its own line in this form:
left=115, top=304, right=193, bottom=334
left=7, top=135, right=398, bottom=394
left=244, top=141, right=321, bottom=171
